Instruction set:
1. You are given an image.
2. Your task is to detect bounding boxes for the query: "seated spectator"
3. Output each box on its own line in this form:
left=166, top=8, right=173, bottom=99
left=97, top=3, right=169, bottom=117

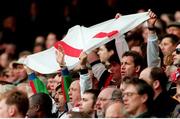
left=0, top=90, right=29, bottom=118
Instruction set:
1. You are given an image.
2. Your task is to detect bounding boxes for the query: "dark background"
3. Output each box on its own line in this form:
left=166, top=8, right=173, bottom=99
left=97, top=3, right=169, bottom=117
left=0, top=0, right=179, bottom=52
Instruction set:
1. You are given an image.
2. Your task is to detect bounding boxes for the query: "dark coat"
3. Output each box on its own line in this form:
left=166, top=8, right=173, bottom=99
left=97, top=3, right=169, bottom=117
left=153, top=91, right=179, bottom=117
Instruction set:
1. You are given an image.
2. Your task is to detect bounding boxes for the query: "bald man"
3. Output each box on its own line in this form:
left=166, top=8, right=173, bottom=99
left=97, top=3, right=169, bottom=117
left=105, top=101, right=127, bottom=118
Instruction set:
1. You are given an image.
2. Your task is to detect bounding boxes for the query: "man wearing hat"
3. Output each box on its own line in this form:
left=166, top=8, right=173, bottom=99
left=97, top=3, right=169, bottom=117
left=11, top=57, right=28, bottom=85
left=166, top=22, right=180, bottom=38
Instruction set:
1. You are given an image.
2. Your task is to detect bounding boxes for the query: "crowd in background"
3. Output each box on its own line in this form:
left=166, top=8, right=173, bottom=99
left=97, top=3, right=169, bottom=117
left=0, top=0, right=180, bottom=118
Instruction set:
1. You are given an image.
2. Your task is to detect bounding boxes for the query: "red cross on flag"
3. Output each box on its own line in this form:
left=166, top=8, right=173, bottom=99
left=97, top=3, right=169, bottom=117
left=23, top=12, right=149, bottom=74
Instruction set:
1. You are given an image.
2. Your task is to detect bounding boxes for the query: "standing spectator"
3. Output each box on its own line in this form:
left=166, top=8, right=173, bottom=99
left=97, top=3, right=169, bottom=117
left=166, top=22, right=180, bottom=38
left=121, top=51, right=144, bottom=79
left=159, top=34, right=179, bottom=57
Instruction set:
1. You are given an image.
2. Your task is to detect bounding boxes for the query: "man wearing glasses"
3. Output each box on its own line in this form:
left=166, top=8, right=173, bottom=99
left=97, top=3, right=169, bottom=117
left=122, top=77, right=154, bottom=118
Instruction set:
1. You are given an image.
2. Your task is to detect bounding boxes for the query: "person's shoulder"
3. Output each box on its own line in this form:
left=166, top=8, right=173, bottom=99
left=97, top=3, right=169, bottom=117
left=171, top=104, right=180, bottom=118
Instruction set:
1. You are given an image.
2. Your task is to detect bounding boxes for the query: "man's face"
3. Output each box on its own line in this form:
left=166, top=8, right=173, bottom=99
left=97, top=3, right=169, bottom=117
left=97, top=45, right=112, bottom=63
left=109, top=62, right=121, bottom=82
left=46, top=77, right=56, bottom=93
left=54, top=88, right=65, bottom=110
left=13, top=64, right=27, bottom=80
left=95, top=88, right=113, bottom=118
left=68, top=80, right=81, bottom=106
left=166, top=26, right=180, bottom=38
left=2, top=68, right=18, bottom=83
left=121, top=56, right=137, bottom=79
left=79, top=93, right=94, bottom=114
left=26, top=98, right=38, bottom=118
left=173, top=44, right=180, bottom=65
left=0, top=99, right=10, bottom=118
left=122, top=84, right=145, bottom=116
left=159, top=37, right=176, bottom=56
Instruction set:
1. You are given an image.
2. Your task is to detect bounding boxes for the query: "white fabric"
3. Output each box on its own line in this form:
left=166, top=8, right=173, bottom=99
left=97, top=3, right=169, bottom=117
left=23, top=12, right=149, bottom=74
left=79, top=73, right=92, bottom=96
left=147, top=33, right=161, bottom=67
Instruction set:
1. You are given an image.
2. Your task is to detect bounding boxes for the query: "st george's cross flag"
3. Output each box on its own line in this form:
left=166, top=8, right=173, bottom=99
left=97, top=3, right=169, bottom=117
left=23, top=12, right=150, bottom=74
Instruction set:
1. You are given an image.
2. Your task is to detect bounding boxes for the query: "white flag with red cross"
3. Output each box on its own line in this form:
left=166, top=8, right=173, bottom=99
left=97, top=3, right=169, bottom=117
left=23, top=12, right=149, bottom=74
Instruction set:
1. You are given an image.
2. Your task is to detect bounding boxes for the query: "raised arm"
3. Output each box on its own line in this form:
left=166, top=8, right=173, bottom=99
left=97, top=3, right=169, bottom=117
left=56, top=44, right=72, bottom=102
left=87, top=50, right=112, bottom=90
left=25, top=66, right=49, bottom=94
left=147, top=9, right=161, bottom=67
left=79, top=52, right=92, bottom=95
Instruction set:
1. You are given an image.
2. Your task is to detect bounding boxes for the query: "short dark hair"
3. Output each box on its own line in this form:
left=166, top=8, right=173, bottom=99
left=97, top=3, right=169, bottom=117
left=105, top=39, right=121, bottom=64
left=150, top=67, right=168, bottom=91
left=111, top=89, right=123, bottom=102
left=0, top=90, right=29, bottom=117
left=160, top=34, right=179, bottom=45
left=122, top=51, right=144, bottom=71
left=84, top=89, right=100, bottom=105
left=30, top=93, right=52, bottom=116
left=123, top=77, right=154, bottom=109
left=105, top=39, right=117, bottom=52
